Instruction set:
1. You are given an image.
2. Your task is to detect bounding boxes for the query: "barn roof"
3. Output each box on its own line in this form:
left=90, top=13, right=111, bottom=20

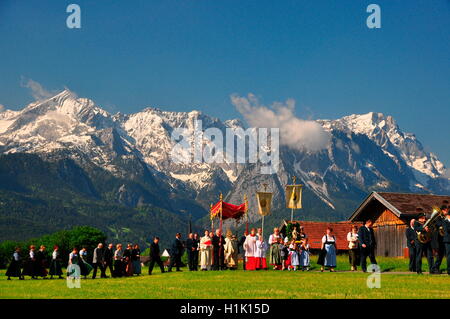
left=349, top=191, right=450, bottom=221
left=280, top=220, right=362, bottom=250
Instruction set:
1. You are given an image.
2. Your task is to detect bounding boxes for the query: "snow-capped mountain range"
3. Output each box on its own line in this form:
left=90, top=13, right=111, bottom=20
left=0, top=89, right=448, bottom=223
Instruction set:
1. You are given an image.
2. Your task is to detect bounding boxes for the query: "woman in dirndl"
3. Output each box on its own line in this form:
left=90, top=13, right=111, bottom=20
left=131, top=244, right=142, bottom=275
left=79, top=247, right=93, bottom=278
left=268, top=228, right=283, bottom=270
left=6, top=247, right=24, bottom=280
left=49, top=245, right=63, bottom=279
left=319, top=227, right=337, bottom=272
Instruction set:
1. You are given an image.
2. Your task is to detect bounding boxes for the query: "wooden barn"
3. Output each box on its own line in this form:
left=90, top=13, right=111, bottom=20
left=348, top=192, right=450, bottom=257
left=279, top=220, right=362, bottom=253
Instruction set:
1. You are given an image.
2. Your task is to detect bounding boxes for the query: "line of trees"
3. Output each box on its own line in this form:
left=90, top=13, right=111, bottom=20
left=0, top=226, right=106, bottom=268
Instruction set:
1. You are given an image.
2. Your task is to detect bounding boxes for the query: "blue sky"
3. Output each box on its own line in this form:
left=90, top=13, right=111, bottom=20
left=0, top=1, right=449, bottom=166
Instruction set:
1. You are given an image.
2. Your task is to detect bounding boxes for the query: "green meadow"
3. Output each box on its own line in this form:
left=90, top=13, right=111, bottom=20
left=1, top=256, right=449, bottom=299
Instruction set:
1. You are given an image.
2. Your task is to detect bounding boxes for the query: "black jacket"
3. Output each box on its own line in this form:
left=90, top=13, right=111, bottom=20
left=104, top=248, right=114, bottom=263
left=149, top=242, right=161, bottom=260
left=212, top=235, right=225, bottom=252
left=186, top=238, right=199, bottom=251
left=131, top=249, right=140, bottom=261
left=170, top=238, right=184, bottom=257
left=442, top=218, right=450, bottom=243
left=238, top=236, right=246, bottom=254
left=358, top=226, right=376, bottom=248
left=405, top=227, right=416, bottom=248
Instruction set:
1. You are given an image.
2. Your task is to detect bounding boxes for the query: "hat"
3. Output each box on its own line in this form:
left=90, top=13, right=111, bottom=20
left=416, top=207, right=425, bottom=218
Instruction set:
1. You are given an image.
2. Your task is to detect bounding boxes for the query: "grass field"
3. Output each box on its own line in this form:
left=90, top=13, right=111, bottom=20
left=1, top=256, right=449, bottom=299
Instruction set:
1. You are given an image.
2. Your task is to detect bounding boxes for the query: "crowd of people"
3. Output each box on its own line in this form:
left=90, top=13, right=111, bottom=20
left=5, top=204, right=450, bottom=280
left=405, top=204, right=450, bottom=275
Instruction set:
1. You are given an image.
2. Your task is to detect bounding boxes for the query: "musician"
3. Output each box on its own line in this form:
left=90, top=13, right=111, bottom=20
left=441, top=205, right=450, bottom=275
left=405, top=219, right=417, bottom=272
left=431, top=205, right=448, bottom=274
left=414, top=212, right=435, bottom=274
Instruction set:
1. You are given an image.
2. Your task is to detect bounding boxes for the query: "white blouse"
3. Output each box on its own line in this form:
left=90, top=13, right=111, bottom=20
left=322, top=234, right=336, bottom=243
left=347, top=232, right=359, bottom=249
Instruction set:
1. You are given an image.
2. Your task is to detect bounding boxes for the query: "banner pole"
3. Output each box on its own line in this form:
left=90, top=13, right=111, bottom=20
left=262, top=215, right=265, bottom=239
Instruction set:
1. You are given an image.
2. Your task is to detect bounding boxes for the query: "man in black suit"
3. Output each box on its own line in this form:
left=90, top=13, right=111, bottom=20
left=358, top=219, right=377, bottom=272
left=92, top=243, right=106, bottom=279
left=431, top=205, right=448, bottom=274
left=104, top=243, right=114, bottom=277
left=168, top=233, right=184, bottom=272
left=212, top=229, right=225, bottom=270
left=414, top=212, right=435, bottom=274
left=405, top=219, right=417, bottom=272
left=441, top=206, right=450, bottom=275
left=148, top=237, right=165, bottom=275
left=185, top=233, right=197, bottom=271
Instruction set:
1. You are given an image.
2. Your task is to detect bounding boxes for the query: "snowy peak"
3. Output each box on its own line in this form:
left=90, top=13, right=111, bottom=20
left=321, top=112, right=398, bottom=137
left=320, top=111, right=446, bottom=186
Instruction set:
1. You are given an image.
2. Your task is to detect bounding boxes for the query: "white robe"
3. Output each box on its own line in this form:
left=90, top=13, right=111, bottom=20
left=199, top=236, right=212, bottom=268
left=243, top=235, right=257, bottom=257
left=255, top=240, right=268, bottom=258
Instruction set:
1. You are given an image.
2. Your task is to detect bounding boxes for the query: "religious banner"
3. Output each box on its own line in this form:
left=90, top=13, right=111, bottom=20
left=210, top=200, right=247, bottom=220
left=285, top=184, right=302, bottom=209
left=256, top=191, right=272, bottom=216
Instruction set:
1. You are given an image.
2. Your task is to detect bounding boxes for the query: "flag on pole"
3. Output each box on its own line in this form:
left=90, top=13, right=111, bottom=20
left=256, top=192, right=272, bottom=216
left=285, top=184, right=302, bottom=209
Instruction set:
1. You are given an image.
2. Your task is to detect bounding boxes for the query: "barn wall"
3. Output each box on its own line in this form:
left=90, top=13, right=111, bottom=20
left=373, top=209, right=407, bottom=257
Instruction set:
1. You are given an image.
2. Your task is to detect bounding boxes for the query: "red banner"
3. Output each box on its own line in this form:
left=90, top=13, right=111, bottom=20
left=210, top=200, right=247, bottom=220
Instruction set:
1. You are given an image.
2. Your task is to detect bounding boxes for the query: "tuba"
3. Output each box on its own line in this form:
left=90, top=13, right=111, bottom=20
left=416, top=207, right=445, bottom=244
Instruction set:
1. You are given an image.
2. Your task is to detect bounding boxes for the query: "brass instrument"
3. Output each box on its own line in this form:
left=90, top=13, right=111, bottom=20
left=416, top=206, right=445, bottom=244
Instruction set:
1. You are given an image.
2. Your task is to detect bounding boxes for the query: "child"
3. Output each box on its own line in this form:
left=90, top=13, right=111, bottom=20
left=300, top=238, right=310, bottom=271
left=289, top=242, right=300, bottom=271
left=280, top=238, right=289, bottom=270
left=255, top=235, right=268, bottom=270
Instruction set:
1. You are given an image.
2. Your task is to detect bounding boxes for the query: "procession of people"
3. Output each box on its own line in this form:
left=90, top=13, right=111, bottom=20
left=5, top=202, right=450, bottom=280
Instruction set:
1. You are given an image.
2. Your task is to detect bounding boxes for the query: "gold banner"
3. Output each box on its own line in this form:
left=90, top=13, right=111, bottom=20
left=285, top=184, right=302, bottom=209
left=256, top=192, right=272, bottom=216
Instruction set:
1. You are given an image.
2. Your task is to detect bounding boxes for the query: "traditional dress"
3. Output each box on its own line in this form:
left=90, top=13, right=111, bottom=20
left=255, top=239, right=268, bottom=270
left=322, top=234, right=337, bottom=268
left=279, top=243, right=289, bottom=270
left=49, top=249, right=63, bottom=277
left=35, top=249, right=48, bottom=278
left=6, top=251, right=23, bottom=279
left=22, top=250, right=37, bottom=278
left=268, top=233, right=283, bottom=268
left=123, top=248, right=134, bottom=276
left=289, top=245, right=300, bottom=270
left=224, top=236, right=238, bottom=269
left=68, top=252, right=80, bottom=278
left=243, top=234, right=258, bottom=270
left=300, top=243, right=310, bottom=269
left=113, top=249, right=124, bottom=277
left=131, top=248, right=141, bottom=275
left=79, top=249, right=93, bottom=277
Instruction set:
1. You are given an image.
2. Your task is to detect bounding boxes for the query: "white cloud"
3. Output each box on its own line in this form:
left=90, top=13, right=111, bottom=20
left=231, top=93, right=331, bottom=152
left=20, top=77, right=53, bottom=101
left=0, top=104, right=4, bottom=112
